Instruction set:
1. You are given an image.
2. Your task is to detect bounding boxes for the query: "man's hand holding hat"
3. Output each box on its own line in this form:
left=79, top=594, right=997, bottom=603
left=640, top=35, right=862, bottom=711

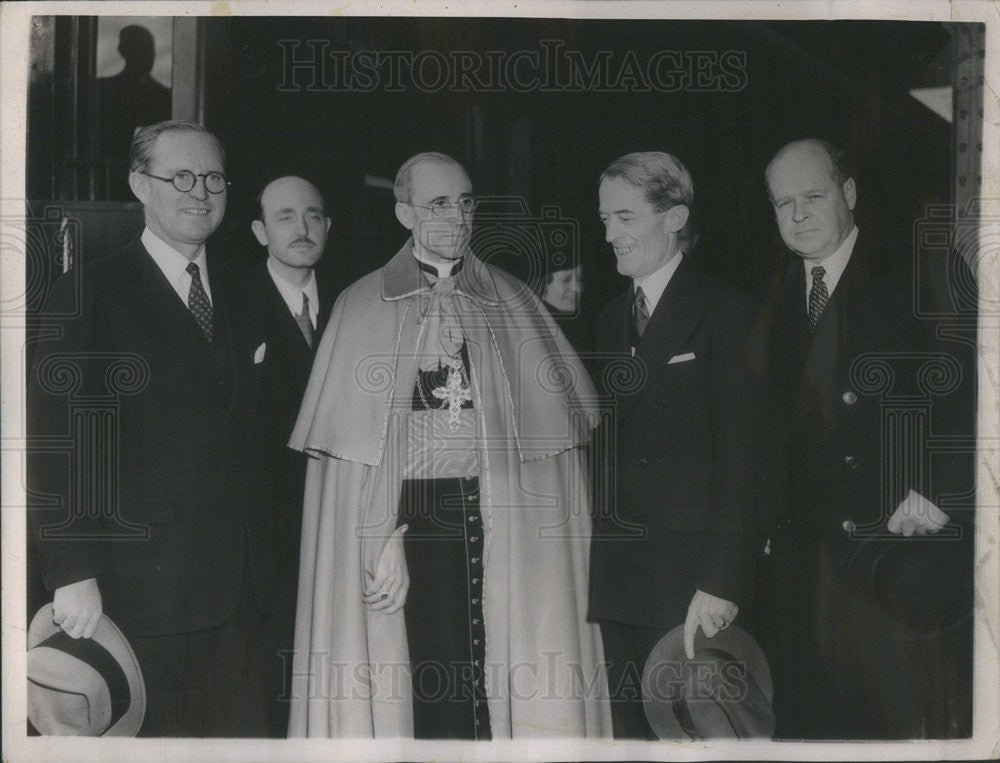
left=683, top=589, right=738, bottom=659
left=52, top=577, right=102, bottom=639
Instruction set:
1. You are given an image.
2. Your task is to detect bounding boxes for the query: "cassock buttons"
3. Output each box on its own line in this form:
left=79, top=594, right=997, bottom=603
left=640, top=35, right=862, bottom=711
left=842, top=390, right=858, bottom=405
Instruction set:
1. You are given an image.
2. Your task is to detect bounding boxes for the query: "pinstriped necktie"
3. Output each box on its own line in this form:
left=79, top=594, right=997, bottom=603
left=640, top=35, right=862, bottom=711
left=185, top=262, right=213, bottom=342
left=808, top=266, right=828, bottom=335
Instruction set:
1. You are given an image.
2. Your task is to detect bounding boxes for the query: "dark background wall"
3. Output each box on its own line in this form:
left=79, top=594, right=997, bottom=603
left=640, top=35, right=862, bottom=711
left=27, top=17, right=959, bottom=312
left=204, top=18, right=954, bottom=306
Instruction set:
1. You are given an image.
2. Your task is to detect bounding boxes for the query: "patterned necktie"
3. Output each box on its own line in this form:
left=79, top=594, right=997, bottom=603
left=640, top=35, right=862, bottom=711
left=185, top=262, right=213, bottom=342
left=633, top=285, right=650, bottom=341
left=808, top=265, right=829, bottom=335
left=296, top=292, right=315, bottom=349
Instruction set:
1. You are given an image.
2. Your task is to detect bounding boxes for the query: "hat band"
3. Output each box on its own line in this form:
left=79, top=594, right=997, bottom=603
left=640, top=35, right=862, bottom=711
left=35, top=630, right=132, bottom=732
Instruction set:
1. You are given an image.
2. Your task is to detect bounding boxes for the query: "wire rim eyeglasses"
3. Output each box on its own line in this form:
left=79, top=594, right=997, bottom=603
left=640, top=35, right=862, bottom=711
left=410, top=196, right=477, bottom=217
left=140, top=170, right=230, bottom=194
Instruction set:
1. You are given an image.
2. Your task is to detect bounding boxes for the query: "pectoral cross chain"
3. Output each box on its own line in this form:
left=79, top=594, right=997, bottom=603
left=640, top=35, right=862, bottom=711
left=432, top=357, right=472, bottom=432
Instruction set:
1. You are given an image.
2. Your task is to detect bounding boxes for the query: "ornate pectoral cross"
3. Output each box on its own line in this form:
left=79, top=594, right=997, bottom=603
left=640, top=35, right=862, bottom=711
left=432, top=356, right=472, bottom=432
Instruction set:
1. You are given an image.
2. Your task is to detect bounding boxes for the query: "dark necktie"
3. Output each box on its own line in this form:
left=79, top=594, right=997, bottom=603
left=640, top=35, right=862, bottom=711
left=633, top=285, right=650, bottom=341
left=807, top=265, right=829, bottom=335
left=296, top=293, right=315, bottom=349
left=186, top=262, right=213, bottom=342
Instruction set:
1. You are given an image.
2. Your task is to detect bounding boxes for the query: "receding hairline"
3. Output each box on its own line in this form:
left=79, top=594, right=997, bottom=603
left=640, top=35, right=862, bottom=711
left=765, top=139, right=847, bottom=194
left=256, top=175, right=326, bottom=220
left=407, top=156, right=469, bottom=185
left=393, top=152, right=470, bottom=203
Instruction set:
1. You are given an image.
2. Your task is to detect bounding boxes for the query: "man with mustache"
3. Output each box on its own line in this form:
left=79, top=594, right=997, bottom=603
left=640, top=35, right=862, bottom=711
left=245, top=175, right=337, bottom=736
left=28, top=120, right=271, bottom=735
left=286, top=152, right=611, bottom=739
left=589, top=151, right=755, bottom=739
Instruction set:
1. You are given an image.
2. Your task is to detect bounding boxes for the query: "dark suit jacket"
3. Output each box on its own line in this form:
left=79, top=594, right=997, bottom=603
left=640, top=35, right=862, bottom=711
left=749, top=232, right=975, bottom=581
left=747, top=230, right=975, bottom=737
left=27, top=239, right=272, bottom=637
left=588, top=256, right=755, bottom=629
left=239, top=260, right=336, bottom=576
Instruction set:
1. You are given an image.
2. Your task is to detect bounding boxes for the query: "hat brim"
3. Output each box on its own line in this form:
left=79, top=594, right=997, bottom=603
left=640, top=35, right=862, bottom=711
left=641, top=623, right=773, bottom=740
left=28, top=603, right=146, bottom=736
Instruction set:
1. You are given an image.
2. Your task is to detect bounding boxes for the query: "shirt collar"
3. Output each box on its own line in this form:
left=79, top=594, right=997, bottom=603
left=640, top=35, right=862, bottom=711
left=634, top=252, right=684, bottom=314
left=141, top=227, right=211, bottom=299
left=803, top=225, right=858, bottom=299
left=381, top=239, right=501, bottom=306
left=267, top=257, right=318, bottom=318
left=412, top=240, right=464, bottom=278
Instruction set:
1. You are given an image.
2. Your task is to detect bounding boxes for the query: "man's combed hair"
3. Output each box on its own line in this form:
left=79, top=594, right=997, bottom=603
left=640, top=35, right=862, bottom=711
left=600, top=151, right=694, bottom=212
left=393, top=152, right=464, bottom=204
left=129, top=120, right=225, bottom=173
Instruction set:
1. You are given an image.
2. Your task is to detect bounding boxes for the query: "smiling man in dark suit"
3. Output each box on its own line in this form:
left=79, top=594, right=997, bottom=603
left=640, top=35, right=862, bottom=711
left=28, top=120, right=271, bottom=736
left=246, top=174, right=336, bottom=737
left=750, top=139, right=975, bottom=739
left=589, top=151, right=755, bottom=739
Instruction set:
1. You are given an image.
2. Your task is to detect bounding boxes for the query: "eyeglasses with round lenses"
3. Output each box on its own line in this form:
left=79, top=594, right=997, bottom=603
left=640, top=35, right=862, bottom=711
left=412, top=195, right=477, bottom=217
left=140, top=170, right=230, bottom=194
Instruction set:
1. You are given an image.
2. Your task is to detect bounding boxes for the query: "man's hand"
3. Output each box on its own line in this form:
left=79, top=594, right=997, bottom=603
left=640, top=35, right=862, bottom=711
left=887, top=489, right=949, bottom=536
left=363, top=526, right=409, bottom=614
left=683, top=589, right=738, bottom=659
left=52, top=578, right=102, bottom=639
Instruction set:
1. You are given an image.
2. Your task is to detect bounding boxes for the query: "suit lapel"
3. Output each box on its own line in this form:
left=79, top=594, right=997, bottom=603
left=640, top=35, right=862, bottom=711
left=120, top=239, right=210, bottom=349
left=259, top=264, right=318, bottom=378
left=617, top=258, right=707, bottom=422
left=207, top=251, right=243, bottom=413
left=791, top=238, right=873, bottom=423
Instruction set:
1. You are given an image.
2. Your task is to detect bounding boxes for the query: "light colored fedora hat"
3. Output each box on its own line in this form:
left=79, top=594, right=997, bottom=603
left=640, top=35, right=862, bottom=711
left=27, top=603, right=146, bottom=736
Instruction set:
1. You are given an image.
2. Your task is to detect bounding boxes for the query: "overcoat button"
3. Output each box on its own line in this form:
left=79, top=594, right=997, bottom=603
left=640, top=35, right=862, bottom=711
left=842, top=391, right=858, bottom=405
left=841, top=520, right=856, bottom=533
left=844, top=455, right=858, bottom=469
left=638, top=458, right=649, bottom=467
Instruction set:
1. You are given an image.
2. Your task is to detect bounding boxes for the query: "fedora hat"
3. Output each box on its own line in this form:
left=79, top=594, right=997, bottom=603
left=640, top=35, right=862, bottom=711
left=642, top=623, right=775, bottom=740
left=27, top=603, right=146, bottom=736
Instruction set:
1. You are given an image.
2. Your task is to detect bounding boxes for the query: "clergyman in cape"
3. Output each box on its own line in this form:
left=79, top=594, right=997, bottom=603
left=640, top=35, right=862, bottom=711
left=286, top=152, right=611, bottom=739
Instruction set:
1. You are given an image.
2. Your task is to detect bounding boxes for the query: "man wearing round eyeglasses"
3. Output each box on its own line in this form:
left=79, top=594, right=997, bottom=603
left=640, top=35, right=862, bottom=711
left=286, top=152, right=610, bottom=740
left=28, top=120, right=272, bottom=736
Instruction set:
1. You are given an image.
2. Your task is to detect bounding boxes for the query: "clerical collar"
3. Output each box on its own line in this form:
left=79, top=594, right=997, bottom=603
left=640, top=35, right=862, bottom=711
left=413, top=248, right=464, bottom=278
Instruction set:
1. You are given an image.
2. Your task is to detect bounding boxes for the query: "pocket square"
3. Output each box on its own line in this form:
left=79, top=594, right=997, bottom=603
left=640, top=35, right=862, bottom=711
left=668, top=352, right=696, bottom=364
left=254, top=342, right=267, bottom=364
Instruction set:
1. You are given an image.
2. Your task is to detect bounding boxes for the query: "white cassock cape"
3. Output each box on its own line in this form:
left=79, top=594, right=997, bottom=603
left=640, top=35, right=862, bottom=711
left=287, top=241, right=611, bottom=738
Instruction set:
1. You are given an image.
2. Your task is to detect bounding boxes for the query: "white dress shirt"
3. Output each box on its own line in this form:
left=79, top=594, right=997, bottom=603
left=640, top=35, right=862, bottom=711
left=803, top=226, right=858, bottom=308
left=634, top=251, right=684, bottom=315
left=267, top=258, right=319, bottom=329
left=141, top=227, right=212, bottom=305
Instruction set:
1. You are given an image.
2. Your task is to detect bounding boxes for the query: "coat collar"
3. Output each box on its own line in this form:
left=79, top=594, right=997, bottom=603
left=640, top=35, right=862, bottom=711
left=634, top=255, right=707, bottom=367
left=380, top=239, right=502, bottom=307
